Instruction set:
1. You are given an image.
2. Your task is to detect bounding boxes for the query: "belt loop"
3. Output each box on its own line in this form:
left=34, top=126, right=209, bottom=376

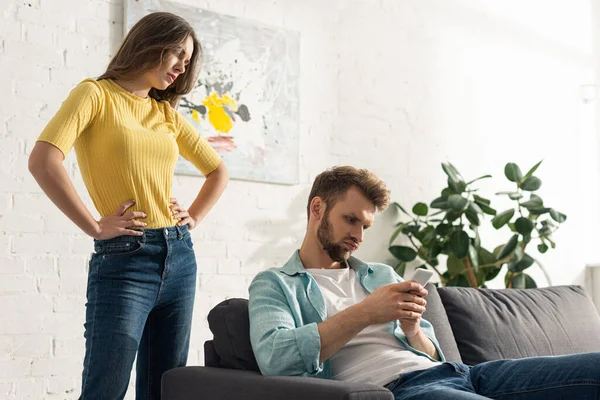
left=175, top=225, right=183, bottom=239
left=141, top=229, right=147, bottom=244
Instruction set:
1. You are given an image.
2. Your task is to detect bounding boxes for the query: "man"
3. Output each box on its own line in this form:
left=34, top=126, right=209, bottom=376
left=248, top=166, right=600, bottom=399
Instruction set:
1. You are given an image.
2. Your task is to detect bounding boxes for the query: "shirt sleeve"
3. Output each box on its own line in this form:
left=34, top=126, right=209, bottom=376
left=37, top=79, right=103, bottom=159
left=248, top=271, right=323, bottom=377
left=173, top=109, right=222, bottom=176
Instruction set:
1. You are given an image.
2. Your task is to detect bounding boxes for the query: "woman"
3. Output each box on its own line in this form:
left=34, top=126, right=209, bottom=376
left=28, top=12, right=229, bottom=399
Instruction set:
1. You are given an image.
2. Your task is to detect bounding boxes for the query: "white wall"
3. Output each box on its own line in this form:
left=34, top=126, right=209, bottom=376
left=0, top=0, right=597, bottom=398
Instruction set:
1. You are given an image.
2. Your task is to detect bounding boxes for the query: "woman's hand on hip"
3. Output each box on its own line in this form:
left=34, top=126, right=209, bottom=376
left=94, top=200, right=147, bottom=240
left=170, top=198, right=197, bottom=230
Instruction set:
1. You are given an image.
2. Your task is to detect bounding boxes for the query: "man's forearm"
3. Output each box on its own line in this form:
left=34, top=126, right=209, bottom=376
left=317, top=303, right=370, bottom=363
left=406, top=329, right=440, bottom=360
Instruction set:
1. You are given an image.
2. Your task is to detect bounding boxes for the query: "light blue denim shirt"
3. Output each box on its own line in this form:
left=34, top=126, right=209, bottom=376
left=248, top=250, right=446, bottom=378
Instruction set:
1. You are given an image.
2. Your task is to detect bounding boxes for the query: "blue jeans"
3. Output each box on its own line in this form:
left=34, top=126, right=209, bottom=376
left=80, top=225, right=197, bottom=400
left=387, top=353, right=600, bottom=399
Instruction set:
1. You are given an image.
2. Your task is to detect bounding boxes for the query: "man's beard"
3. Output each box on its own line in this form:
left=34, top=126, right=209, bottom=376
left=317, top=213, right=351, bottom=263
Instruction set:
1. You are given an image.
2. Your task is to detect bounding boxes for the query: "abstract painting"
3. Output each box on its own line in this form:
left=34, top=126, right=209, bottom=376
left=126, top=0, right=300, bottom=184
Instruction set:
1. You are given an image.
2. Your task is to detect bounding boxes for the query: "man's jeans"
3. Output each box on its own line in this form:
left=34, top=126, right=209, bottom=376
left=80, top=225, right=197, bottom=400
left=387, top=353, right=600, bottom=399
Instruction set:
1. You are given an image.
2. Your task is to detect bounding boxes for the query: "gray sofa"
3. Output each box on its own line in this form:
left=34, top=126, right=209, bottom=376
left=162, top=284, right=600, bottom=399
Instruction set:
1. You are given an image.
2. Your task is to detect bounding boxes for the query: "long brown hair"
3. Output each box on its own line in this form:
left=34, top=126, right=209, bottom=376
left=307, top=166, right=391, bottom=220
left=97, top=12, right=201, bottom=108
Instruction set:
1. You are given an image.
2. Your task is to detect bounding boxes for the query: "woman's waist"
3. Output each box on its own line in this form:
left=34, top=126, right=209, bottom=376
left=93, top=224, right=190, bottom=245
left=91, top=195, right=178, bottom=230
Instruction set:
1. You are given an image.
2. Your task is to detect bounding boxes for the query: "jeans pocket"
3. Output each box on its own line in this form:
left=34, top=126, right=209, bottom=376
left=181, top=233, right=194, bottom=251
left=98, top=241, right=145, bottom=257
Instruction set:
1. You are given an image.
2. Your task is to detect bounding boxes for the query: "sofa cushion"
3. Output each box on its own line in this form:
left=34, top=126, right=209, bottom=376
left=438, top=285, right=600, bottom=366
left=207, top=298, right=260, bottom=372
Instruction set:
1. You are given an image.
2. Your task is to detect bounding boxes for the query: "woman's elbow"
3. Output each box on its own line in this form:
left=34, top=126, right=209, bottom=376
left=28, top=142, right=62, bottom=177
left=207, top=161, right=229, bottom=183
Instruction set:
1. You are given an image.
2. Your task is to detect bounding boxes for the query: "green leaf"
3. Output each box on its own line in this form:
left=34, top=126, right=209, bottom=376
left=430, top=197, right=449, bottom=209
left=511, top=273, right=537, bottom=289
left=448, top=194, right=468, bottom=211
left=446, top=274, right=470, bottom=287
left=468, top=244, right=479, bottom=272
left=465, top=209, right=480, bottom=226
left=389, top=223, right=409, bottom=246
left=468, top=202, right=483, bottom=215
left=412, top=202, right=428, bottom=216
left=514, top=217, right=534, bottom=236
left=529, top=207, right=551, bottom=215
left=447, top=252, right=465, bottom=275
left=530, top=194, right=543, bottom=203
left=492, top=209, right=515, bottom=229
left=450, top=231, right=470, bottom=258
left=486, top=266, right=502, bottom=281
left=508, top=192, right=523, bottom=200
left=402, top=225, right=420, bottom=235
left=389, top=245, right=418, bottom=262
left=445, top=210, right=461, bottom=222
left=523, top=160, right=543, bottom=181
left=442, top=163, right=463, bottom=186
left=473, top=194, right=491, bottom=205
left=392, top=202, right=411, bottom=216
left=521, top=176, right=542, bottom=191
left=538, top=243, right=548, bottom=253
left=497, top=234, right=519, bottom=260
left=415, top=226, right=436, bottom=245
left=436, top=223, right=451, bottom=237
left=394, top=262, right=407, bottom=278
left=549, top=209, right=567, bottom=223
left=541, top=219, right=557, bottom=227
left=466, top=175, right=492, bottom=185
left=441, top=188, right=454, bottom=197
left=478, top=247, right=496, bottom=266
left=448, top=178, right=467, bottom=194
left=510, top=253, right=534, bottom=272
left=504, top=163, right=523, bottom=182
left=476, top=202, right=497, bottom=216
left=443, top=162, right=464, bottom=182
left=521, top=197, right=543, bottom=209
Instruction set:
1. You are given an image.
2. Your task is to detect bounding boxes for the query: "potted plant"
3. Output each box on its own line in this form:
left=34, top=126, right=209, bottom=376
left=388, top=161, right=567, bottom=288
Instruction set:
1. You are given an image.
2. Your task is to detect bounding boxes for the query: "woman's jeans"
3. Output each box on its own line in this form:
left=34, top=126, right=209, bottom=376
left=387, top=353, right=600, bottom=399
left=80, top=225, right=197, bottom=400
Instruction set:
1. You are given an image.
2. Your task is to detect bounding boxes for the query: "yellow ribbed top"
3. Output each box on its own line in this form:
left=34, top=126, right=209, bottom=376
left=37, top=78, right=221, bottom=228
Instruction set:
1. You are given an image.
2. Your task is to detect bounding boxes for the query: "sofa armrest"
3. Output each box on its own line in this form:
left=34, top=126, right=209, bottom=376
left=162, top=366, right=393, bottom=400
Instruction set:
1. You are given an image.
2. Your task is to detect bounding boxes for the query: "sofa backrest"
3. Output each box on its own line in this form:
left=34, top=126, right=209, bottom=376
left=438, top=285, right=600, bottom=366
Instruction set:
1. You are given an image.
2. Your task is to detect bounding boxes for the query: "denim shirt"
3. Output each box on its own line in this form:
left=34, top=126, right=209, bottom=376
left=248, top=250, right=446, bottom=378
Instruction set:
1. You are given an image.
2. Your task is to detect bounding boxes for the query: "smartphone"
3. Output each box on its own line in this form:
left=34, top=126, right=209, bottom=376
left=408, top=268, right=434, bottom=286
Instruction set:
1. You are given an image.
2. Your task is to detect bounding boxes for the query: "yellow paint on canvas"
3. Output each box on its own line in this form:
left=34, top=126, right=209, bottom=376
left=191, top=109, right=200, bottom=123
left=202, top=92, right=239, bottom=133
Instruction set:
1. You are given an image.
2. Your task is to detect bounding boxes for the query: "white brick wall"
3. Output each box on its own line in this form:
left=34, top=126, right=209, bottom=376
left=1, top=0, right=599, bottom=398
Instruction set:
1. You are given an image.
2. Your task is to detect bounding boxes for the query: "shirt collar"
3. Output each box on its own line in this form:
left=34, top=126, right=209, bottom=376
left=280, top=250, right=373, bottom=276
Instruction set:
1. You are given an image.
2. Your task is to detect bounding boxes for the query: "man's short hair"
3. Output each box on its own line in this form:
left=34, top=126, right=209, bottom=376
left=307, top=166, right=391, bottom=220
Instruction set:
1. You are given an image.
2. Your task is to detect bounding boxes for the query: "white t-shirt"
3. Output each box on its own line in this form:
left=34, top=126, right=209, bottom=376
left=309, top=267, right=440, bottom=386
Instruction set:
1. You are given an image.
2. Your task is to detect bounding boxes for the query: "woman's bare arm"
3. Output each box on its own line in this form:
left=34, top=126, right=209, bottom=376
left=28, top=141, right=145, bottom=239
